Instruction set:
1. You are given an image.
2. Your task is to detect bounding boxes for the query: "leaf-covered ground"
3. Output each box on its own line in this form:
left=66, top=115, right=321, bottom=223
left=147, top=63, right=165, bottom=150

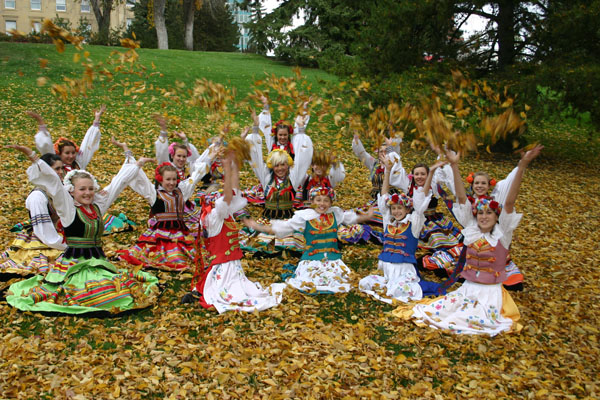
left=0, top=43, right=599, bottom=399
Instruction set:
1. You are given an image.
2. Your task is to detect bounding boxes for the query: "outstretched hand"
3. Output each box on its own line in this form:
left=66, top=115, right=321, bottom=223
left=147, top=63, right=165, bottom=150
left=444, top=149, right=460, bottom=165
left=251, top=109, right=258, bottom=126
left=520, top=144, right=544, bottom=165
left=25, top=111, right=45, bottom=125
left=174, top=131, right=187, bottom=140
left=6, top=144, right=37, bottom=161
left=241, top=126, right=250, bottom=140
left=152, top=114, right=168, bottom=131
left=94, top=104, right=107, bottom=121
left=136, top=157, right=156, bottom=167
left=430, top=160, right=448, bottom=171
left=110, top=136, right=128, bottom=150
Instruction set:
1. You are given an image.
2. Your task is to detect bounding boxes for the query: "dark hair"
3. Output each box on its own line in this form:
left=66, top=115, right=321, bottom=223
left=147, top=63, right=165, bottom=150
left=412, top=163, right=430, bottom=175
left=41, top=153, right=62, bottom=167
left=155, top=164, right=179, bottom=188
left=276, top=125, right=291, bottom=136
left=56, top=139, right=77, bottom=154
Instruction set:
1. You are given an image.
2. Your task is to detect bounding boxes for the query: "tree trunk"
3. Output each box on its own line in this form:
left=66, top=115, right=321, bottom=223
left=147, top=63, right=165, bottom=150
left=496, top=0, right=516, bottom=68
left=183, top=0, right=196, bottom=51
left=154, top=0, right=169, bottom=49
left=90, top=0, right=113, bottom=44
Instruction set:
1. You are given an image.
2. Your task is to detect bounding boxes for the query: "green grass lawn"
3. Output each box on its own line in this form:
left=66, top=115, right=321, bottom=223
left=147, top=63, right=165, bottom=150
left=0, top=42, right=599, bottom=398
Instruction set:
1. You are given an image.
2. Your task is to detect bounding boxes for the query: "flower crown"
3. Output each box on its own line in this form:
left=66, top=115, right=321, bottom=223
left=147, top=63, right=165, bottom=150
left=309, top=186, right=335, bottom=201
left=155, top=162, right=180, bottom=184
left=466, top=172, right=497, bottom=187
left=168, top=142, right=192, bottom=157
left=54, top=137, right=79, bottom=154
left=472, top=196, right=502, bottom=217
left=271, top=120, right=293, bottom=136
left=387, top=192, right=412, bottom=209
left=266, top=148, right=294, bottom=169
left=63, top=169, right=100, bottom=193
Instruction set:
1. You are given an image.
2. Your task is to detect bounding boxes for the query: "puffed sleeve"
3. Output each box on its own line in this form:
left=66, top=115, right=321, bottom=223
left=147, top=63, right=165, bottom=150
left=184, top=139, right=200, bottom=165
left=178, top=159, right=209, bottom=201
left=410, top=188, right=432, bottom=237
left=270, top=209, right=314, bottom=238
left=128, top=166, right=157, bottom=206
left=352, top=136, right=375, bottom=172
left=377, top=194, right=392, bottom=230
left=433, top=163, right=456, bottom=197
left=289, top=126, right=313, bottom=189
left=294, top=111, right=310, bottom=134
left=34, top=125, right=55, bottom=155
left=259, top=105, right=275, bottom=152
left=498, top=209, right=522, bottom=248
left=76, top=122, right=101, bottom=170
left=245, top=127, right=270, bottom=188
left=155, top=131, right=170, bottom=164
left=452, top=200, right=475, bottom=229
left=389, top=154, right=410, bottom=193
left=328, top=162, right=346, bottom=188
left=27, top=160, right=76, bottom=227
left=93, top=163, right=141, bottom=215
left=331, top=206, right=359, bottom=226
left=491, top=166, right=518, bottom=206
left=205, top=190, right=248, bottom=237
left=25, top=190, right=66, bottom=250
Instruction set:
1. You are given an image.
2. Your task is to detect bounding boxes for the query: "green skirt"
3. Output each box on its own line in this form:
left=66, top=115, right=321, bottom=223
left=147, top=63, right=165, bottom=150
left=6, top=257, right=159, bottom=315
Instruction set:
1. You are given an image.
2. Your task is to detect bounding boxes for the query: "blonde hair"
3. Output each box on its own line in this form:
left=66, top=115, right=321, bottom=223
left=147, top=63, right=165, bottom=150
left=266, top=149, right=293, bottom=169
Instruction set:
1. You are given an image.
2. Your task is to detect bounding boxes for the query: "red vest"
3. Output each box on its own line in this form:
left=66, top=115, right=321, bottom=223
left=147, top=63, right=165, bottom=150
left=461, top=237, right=509, bottom=284
left=205, top=216, right=243, bottom=267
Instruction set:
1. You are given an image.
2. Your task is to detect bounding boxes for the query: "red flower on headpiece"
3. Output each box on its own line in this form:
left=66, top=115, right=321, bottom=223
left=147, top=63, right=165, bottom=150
left=155, top=162, right=176, bottom=183
left=271, top=120, right=293, bottom=136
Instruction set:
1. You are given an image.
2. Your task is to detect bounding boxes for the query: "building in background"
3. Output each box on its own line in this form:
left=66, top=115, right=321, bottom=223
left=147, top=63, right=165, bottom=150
left=0, top=0, right=134, bottom=35
left=226, top=0, right=250, bottom=51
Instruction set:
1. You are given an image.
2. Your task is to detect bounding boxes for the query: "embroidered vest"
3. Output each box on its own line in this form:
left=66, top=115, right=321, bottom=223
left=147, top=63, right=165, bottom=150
left=64, top=204, right=103, bottom=248
left=205, top=217, right=243, bottom=266
left=379, top=222, right=418, bottom=264
left=301, top=213, right=341, bottom=261
left=152, top=188, right=185, bottom=222
left=461, top=237, right=509, bottom=284
left=264, top=176, right=295, bottom=213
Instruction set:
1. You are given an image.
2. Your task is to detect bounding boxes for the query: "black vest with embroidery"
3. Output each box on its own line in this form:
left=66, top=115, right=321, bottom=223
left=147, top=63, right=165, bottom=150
left=151, top=188, right=188, bottom=231
left=63, top=204, right=105, bottom=259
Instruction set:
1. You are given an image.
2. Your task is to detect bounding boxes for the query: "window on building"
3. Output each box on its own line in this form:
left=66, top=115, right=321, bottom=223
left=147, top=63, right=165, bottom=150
left=56, top=0, right=66, bottom=11
left=126, top=0, right=135, bottom=8
left=80, top=0, right=89, bottom=12
left=30, top=0, right=41, bottom=10
left=5, top=20, right=17, bottom=33
left=32, top=21, right=41, bottom=32
left=5, top=0, right=16, bottom=9
left=126, top=18, right=132, bottom=29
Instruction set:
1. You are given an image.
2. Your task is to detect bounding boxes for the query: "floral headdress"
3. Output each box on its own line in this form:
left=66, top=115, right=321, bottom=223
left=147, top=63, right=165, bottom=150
left=271, top=120, right=293, bottom=136
left=63, top=169, right=100, bottom=193
left=155, top=162, right=180, bottom=184
left=266, top=148, right=294, bottom=169
left=54, top=137, right=79, bottom=154
left=309, top=186, right=335, bottom=201
left=466, top=172, right=497, bottom=187
left=472, top=196, right=502, bottom=217
left=387, top=192, right=412, bottom=209
left=168, top=142, right=192, bottom=157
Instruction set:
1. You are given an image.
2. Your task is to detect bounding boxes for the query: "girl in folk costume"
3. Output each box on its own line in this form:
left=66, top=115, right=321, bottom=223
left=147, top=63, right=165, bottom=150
left=297, top=149, right=345, bottom=207
left=247, top=187, right=374, bottom=293
left=421, top=154, right=525, bottom=290
left=388, top=148, right=463, bottom=252
left=118, top=147, right=214, bottom=272
left=0, top=153, right=66, bottom=280
left=394, top=146, right=543, bottom=336
left=29, top=106, right=105, bottom=173
left=352, top=134, right=401, bottom=201
left=153, top=114, right=201, bottom=181
left=5, top=146, right=159, bottom=315
left=258, top=96, right=310, bottom=160
left=359, top=157, right=446, bottom=304
left=192, top=150, right=286, bottom=313
left=240, top=112, right=313, bottom=256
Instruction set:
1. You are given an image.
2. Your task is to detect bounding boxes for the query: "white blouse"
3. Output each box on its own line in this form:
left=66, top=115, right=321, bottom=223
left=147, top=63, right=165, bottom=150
left=34, top=123, right=101, bottom=170
left=205, top=190, right=247, bottom=238
left=245, top=126, right=313, bottom=192
left=258, top=105, right=311, bottom=152
left=27, top=159, right=140, bottom=227
left=25, top=189, right=67, bottom=250
left=270, top=207, right=358, bottom=238
left=154, top=130, right=200, bottom=167
left=452, top=200, right=522, bottom=248
left=351, top=136, right=401, bottom=173
left=377, top=188, right=431, bottom=238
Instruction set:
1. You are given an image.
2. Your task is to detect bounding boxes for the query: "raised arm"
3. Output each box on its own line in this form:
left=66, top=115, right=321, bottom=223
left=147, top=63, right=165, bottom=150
left=153, top=114, right=170, bottom=164
left=289, top=115, right=314, bottom=189
left=94, top=157, right=151, bottom=215
left=352, top=134, right=376, bottom=172
left=422, top=161, right=447, bottom=195
left=245, top=111, right=270, bottom=187
left=28, top=111, right=55, bottom=155
left=381, top=155, right=393, bottom=196
left=222, top=151, right=234, bottom=205
left=76, top=104, right=105, bottom=169
left=446, top=150, right=466, bottom=205
left=328, top=158, right=346, bottom=188
left=174, top=131, right=200, bottom=165
left=504, top=145, right=543, bottom=214
left=258, top=97, right=275, bottom=151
